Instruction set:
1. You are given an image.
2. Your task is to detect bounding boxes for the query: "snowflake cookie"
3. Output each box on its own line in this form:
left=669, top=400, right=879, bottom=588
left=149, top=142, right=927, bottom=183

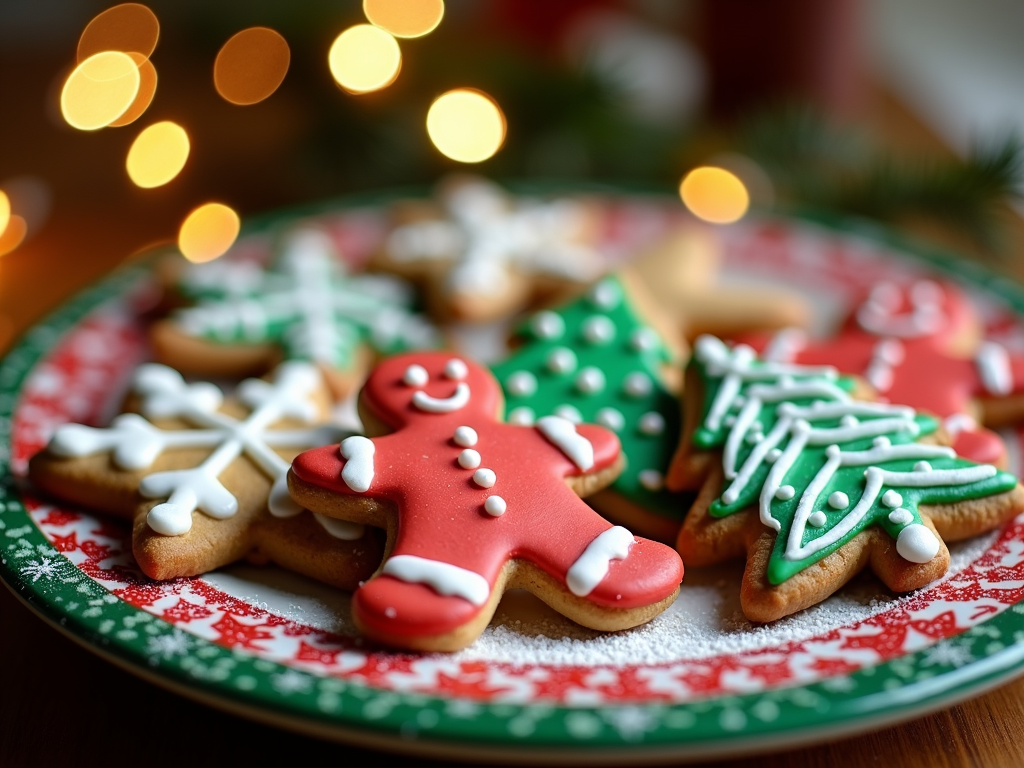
left=287, top=351, right=683, bottom=652
left=152, top=226, right=440, bottom=400
left=739, top=279, right=1024, bottom=466
left=28, top=361, right=383, bottom=588
left=667, top=335, right=1024, bottom=622
left=370, top=175, right=607, bottom=323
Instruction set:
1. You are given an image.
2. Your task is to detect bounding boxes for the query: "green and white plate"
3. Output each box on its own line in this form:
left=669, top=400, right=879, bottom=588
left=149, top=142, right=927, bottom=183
left=4, top=191, right=1024, bottom=763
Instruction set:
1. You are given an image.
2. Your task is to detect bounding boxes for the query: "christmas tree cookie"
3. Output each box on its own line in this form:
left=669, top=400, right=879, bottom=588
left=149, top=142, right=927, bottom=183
left=29, top=362, right=382, bottom=588
left=669, top=335, right=1024, bottom=622
left=370, top=175, right=606, bottom=323
left=740, top=279, right=1024, bottom=467
left=287, top=352, right=683, bottom=652
left=152, top=226, right=440, bottom=400
left=490, top=273, right=686, bottom=540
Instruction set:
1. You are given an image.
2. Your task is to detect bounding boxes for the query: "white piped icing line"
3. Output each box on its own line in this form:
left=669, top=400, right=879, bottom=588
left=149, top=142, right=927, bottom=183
left=977, top=341, right=1013, bottom=396
left=566, top=526, right=634, bottom=597
left=382, top=555, right=490, bottom=606
left=339, top=436, right=375, bottom=493
left=536, top=415, right=595, bottom=471
left=412, top=383, right=471, bottom=413
left=49, top=362, right=363, bottom=540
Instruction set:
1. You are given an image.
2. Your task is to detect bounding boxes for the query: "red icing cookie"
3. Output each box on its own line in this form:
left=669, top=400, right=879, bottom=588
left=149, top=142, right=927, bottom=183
left=288, top=351, right=683, bottom=651
left=741, top=279, right=1024, bottom=466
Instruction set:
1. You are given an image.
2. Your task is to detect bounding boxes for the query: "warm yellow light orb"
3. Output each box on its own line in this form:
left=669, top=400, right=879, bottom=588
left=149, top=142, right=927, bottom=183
left=0, top=191, right=9, bottom=240
left=0, top=215, right=26, bottom=257
left=363, top=0, right=444, bottom=38
left=328, top=24, right=401, bottom=94
left=61, top=51, right=141, bottom=131
left=126, top=121, right=190, bottom=188
left=426, top=89, right=506, bottom=164
left=680, top=166, right=750, bottom=224
left=178, top=203, right=240, bottom=263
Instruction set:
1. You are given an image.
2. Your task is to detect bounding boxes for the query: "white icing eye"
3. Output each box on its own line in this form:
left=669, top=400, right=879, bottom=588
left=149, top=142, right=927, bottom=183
left=403, top=364, right=429, bottom=387
left=546, top=347, right=577, bottom=374
left=453, top=426, right=478, bottom=447
left=882, top=490, right=903, bottom=508
left=507, top=407, right=535, bottom=426
left=484, top=495, right=507, bottom=517
left=808, top=511, right=828, bottom=528
left=582, top=316, right=615, bottom=345
left=531, top=311, right=564, bottom=340
left=638, top=412, right=665, bottom=436
left=589, top=281, right=621, bottom=310
left=828, top=491, right=849, bottom=509
left=473, top=468, right=496, bottom=488
left=444, top=358, right=469, bottom=381
left=575, top=366, right=605, bottom=394
left=506, top=371, right=537, bottom=397
left=630, top=328, right=657, bottom=352
left=638, top=469, right=663, bottom=491
left=458, top=449, right=482, bottom=469
left=888, top=508, right=913, bottom=525
left=623, top=371, right=652, bottom=398
left=596, top=407, right=625, bottom=432
left=775, top=485, right=795, bottom=501
left=555, top=404, right=583, bottom=424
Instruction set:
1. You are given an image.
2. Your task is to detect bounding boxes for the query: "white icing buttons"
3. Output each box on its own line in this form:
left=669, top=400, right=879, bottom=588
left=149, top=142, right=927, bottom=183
left=808, top=511, right=827, bottom=528
left=888, top=508, right=913, bottom=525
left=506, top=371, right=537, bottom=397
left=403, top=364, right=429, bottom=387
left=896, top=523, right=940, bottom=563
left=531, top=311, right=564, bottom=340
left=444, top=358, right=468, bottom=380
left=596, top=407, right=625, bottom=432
left=546, top=347, right=577, bottom=374
left=638, top=411, right=665, bottom=436
left=638, top=469, right=663, bottom=491
left=575, top=366, right=605, bottom=394
left=458, top=449, right=481, bottom=469
left=775, top=485, right=795, bottom=500
left=555, top=404, right=583, bottom=424
left=828, top=491, right=849, bottom=509
left=881, top=490, right=903, bottom=508
left=623, top=371, right=652, bottom=398
left=484, top=495, right=507, bottom=517
left=453, top=426, right=478, bottom=447
left=582, top=315, right=615, bottom=345
left=473, top=468, right=496, bottom=488
left=507, top=407, right=535, bottom=426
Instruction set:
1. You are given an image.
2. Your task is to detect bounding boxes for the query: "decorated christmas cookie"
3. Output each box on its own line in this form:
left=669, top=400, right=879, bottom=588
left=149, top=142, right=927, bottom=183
left=152, top=226, right=440, bottom=400
left=740, top=279, right=1024, bottom=467
left=370, top=175, right=606, bottom=323
left=668, top=335, right=1024, bottom=622
left=491, top=273, right=687, bottom=541
left=287, top=351, right=684, bottom=652
left=28, top=362, right=382, bottom=588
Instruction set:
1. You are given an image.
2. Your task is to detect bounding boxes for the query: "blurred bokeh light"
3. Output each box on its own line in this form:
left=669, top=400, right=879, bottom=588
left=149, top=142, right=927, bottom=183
left=0, top=216, right=27, bottom=257
left=178, top=202, right=240, bottom=263
left=108, top=51, right=157, bottom=127
left=126, top=121, right=189, bottom=188
left=61, top=51, right=141, bottom=130
left=214, top=27, right=291, bottom=106
left=680, top=166, right=750, bottom=224
left=328, top=24, right=402, bottom=94
left=426, top=88, right=506, bottom=163
left=0, top=191, right=9, bottom=240
left=363, top=0, right=444, bottom=39
left=76, top=3, right=159, bottom=62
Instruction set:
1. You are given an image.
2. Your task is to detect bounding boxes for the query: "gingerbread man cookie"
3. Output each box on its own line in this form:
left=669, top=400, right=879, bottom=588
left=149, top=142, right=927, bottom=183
left=288, top=352, right=683, bottom=652
left=670, top=336, right=1023, bottom=622
left=153, top=226, right=440, bottom=400
left=741, top=279, right=1024, bottom=466
left=370, top=175, right=606, bottom=323
left=29, top=362, right=382, bottom=587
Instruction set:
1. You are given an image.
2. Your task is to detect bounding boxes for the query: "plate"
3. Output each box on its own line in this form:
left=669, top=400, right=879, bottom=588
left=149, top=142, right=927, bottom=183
left=4, top=191, right=1024, bottom=763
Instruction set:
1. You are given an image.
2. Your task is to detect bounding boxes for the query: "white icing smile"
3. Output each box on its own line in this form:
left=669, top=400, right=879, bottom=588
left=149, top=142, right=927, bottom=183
left=403, top=360, right=473, bottom=414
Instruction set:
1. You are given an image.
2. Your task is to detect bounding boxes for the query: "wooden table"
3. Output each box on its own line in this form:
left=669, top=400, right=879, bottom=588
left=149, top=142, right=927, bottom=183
left=4, top=42, right=1024, bottom=768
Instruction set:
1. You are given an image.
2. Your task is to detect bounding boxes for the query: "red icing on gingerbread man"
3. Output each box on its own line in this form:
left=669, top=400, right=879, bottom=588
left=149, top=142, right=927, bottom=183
left=289, top=351, right=683, bottom=650
left=741, top=279, right=1024, bottom=465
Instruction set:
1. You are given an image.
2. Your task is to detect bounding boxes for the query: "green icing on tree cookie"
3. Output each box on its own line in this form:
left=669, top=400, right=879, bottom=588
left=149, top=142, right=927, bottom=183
left=691, top=335, right=1018, bottom=584
left=173, top=228, right=438, bottom=370
left=491, top=276, right=682, bottom=519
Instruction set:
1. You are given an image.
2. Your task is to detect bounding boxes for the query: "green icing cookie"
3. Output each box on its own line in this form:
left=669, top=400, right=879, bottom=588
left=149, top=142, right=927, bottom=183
left=691, top=335, right=1019, bottom=585
left=491, top=276, right=683, bottom=519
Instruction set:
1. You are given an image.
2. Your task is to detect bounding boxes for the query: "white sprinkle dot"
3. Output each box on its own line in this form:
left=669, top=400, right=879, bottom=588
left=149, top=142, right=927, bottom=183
left=638, top=411, right=665, bottom=436
left=384, top=607, right=397, bottom=619
left=882, top=490, right=902, bottom=508
left=596, top=408, right=625, bottom=432
left=639, top=469, right=664, bottom=491
left=724, top=416, right=737, bottom=427
left=808, top=511, right=827, bottom=528
left=546, top=347, right=577, bottom=374
left=532, top=311, right=564, bottom=339
left=888, top=508, right=913, bottom=525
left=746, top=431, right=764, bottom=445
left=914, top=461, right=933, bottom=472
left=589, top=280, right=621, bottom=310
left=555, top=404, right=583, bottom=424
left=484, top=495, right=507, bottom=517
left=775, top=485, right=795, bottom=500
left=473, top=468, right=496, bottom=488
left=840, top=415, right=859, bottom=427
left=453, top=426, right=478, bottom=447
left=630, top=327, right=657, bottom=352
left=766, top=448, right=782, bottom=463
left=873, top=436, right=891, bottom=448
left=828, top=491, right=849, bottom=509
left=576, top=366, right=606, bottom=394
left=582, top=315, right=616, bottom=345
left=506, top=371, right=537, bottom=397
left=507, top=407, right=535, bottom=426
left=458, top=449, right=481, bottom=469
left=403, top=364, right=428, bottom=387
left=444, top=358, right=468, bottom=380
left=623, top=371, right=652, bottom=398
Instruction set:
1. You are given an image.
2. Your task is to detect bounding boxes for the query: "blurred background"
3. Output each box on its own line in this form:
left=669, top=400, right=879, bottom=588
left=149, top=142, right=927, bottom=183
left=1, top=0, right=1023, bottom=348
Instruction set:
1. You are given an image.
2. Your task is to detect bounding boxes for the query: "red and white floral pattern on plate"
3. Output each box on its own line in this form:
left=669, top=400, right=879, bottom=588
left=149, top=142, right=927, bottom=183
left=15, top=212, right=1024, bottom=706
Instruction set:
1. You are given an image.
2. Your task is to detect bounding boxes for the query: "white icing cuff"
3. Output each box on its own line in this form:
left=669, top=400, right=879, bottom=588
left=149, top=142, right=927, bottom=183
left=536, top=415, right=595, bottom=471
left=382, top=555, right=490, bottom=606
left=566, top=526, right=634, bottom=597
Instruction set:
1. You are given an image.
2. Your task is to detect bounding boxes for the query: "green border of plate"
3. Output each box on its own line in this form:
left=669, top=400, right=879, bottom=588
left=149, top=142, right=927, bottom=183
left=4, top=191, right=1024, bottom=763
